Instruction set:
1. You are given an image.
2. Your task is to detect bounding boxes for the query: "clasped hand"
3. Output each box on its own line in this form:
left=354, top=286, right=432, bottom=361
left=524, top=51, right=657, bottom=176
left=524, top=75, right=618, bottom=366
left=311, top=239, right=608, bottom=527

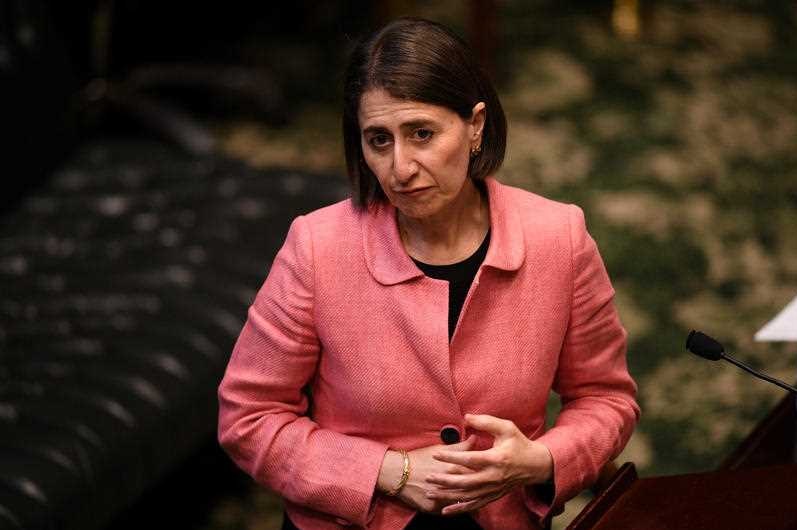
left=396, top=414, right=553, bottom=516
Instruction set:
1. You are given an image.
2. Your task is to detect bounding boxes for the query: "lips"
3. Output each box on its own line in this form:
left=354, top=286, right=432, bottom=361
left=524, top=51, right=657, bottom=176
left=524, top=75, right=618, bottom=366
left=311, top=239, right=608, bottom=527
left=396, top=186, right=431, bottom=196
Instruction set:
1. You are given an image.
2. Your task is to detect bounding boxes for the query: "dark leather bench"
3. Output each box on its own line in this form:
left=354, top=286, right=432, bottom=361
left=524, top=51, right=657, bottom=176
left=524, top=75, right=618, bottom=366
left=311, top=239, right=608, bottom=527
left=0, top=139, right=347, bottom=530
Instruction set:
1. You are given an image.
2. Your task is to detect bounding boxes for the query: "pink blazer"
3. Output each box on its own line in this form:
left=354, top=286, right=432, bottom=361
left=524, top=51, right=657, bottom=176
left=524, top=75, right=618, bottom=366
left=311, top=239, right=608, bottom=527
left=217, top=177, right=639, bottom=530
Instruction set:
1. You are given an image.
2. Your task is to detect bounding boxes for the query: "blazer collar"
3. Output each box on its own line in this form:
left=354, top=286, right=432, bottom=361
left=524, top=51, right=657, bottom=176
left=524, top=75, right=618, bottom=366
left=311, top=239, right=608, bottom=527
left=361, top=176, right=526, bottom=286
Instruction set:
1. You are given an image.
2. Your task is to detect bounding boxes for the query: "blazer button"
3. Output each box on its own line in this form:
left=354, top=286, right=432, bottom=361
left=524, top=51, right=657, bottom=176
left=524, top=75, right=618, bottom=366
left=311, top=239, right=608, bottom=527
left=440, top=425, right=461, bottom=445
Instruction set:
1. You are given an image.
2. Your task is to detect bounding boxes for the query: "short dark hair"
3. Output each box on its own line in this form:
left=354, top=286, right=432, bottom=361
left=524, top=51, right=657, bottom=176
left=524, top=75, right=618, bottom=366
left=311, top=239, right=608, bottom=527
left=342, top=17, right=507, bottom=208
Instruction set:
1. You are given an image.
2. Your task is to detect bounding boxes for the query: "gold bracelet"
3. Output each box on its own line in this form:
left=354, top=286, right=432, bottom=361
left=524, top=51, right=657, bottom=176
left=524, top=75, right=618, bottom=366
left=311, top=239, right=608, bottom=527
left=385, top=449, right=410, bottom=496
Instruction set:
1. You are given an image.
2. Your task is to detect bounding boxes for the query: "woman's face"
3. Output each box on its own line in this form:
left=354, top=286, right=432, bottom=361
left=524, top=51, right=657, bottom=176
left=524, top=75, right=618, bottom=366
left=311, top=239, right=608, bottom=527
left=358, top=89, right=485, bottom=220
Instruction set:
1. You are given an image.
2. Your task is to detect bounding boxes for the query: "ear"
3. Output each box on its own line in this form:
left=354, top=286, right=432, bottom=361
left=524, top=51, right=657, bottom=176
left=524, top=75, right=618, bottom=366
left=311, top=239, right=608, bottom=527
left=469, top=101, right=487, bottom=143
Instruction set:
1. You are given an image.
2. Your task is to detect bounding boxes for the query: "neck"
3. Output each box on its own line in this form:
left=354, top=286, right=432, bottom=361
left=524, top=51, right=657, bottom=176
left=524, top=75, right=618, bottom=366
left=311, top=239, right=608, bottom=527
left=398, top=180, right=489, bottom=264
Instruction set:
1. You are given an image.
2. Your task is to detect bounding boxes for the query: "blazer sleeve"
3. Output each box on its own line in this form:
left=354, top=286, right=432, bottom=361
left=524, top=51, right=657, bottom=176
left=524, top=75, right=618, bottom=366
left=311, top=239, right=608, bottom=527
left=217, top=215, right=389, bottom=527
left=525, top=205, right=640, bottom=521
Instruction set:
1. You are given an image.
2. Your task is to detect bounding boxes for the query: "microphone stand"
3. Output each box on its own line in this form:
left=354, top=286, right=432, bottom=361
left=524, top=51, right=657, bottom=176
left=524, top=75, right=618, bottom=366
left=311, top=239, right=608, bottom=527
left=686, top=330, right=797, bottom=393
left=687, top=330, right=797, bottom=464
left=720, top=353, right=797, bottom=394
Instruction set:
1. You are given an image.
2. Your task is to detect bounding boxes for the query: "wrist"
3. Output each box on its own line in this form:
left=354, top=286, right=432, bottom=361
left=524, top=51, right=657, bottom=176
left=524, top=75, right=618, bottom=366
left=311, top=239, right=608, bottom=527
left=524, top=440, right=554, bottom=485
left=539, top=443, right=554, bottom=482
left=377, top=449, right=408, bottom=494
left=377, top=450, right=400, bottom=492
left=384, top=449, right=411, bottom=496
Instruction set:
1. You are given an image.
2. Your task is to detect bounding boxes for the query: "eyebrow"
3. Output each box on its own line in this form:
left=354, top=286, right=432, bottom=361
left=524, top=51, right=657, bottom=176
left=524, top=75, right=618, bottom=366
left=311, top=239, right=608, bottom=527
left=361, top=119, right=437, bottom=136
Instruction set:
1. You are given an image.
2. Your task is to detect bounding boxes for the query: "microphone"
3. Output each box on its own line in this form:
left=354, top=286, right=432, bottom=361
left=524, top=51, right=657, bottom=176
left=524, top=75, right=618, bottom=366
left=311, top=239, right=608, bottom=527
left=686, top=330, right=797, bottom=393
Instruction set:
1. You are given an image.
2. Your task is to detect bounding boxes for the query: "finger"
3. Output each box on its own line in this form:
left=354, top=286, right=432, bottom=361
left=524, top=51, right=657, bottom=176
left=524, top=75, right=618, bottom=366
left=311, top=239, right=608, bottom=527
left=433, top=461, right=476, bottom=475
left=426, top=468, right=498, bottom=490
left=440, top=499, right=479, bottom=516
left=426, top=482, right=498, bottom=504
left=446, top=433, right=477, bottom=451
left=464, top=414, right=516, bottom=437
left=440, top=490, right=503, bottom=516
left=432, top=447, right=496, bottom=469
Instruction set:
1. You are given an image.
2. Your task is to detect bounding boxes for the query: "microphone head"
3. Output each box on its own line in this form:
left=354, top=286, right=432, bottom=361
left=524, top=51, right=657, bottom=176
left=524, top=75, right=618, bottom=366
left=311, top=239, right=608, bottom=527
left=686, top=330, right=725, bottom=361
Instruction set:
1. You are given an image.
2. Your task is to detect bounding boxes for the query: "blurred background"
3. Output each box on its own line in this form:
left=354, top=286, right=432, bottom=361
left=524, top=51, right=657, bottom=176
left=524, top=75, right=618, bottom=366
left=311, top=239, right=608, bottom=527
left=2, top=1, right=797, bottom=529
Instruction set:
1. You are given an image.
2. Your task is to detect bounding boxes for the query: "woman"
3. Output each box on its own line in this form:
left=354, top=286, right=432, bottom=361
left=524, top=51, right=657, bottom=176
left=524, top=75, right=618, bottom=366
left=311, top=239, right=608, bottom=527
left=217, top=17, right=639, bottom=530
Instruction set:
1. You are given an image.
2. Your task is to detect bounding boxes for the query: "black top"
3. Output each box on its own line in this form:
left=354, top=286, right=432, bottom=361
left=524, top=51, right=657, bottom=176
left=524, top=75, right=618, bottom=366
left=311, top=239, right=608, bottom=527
left=412, top=230, right=491, bottom=341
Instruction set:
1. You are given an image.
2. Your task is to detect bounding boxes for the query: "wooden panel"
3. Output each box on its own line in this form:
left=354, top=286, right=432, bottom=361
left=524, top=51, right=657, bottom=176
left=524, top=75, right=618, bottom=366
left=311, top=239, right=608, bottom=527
left=720, top=393, right=796, bottom=470
left=567, top=462, right=638, bottom=530
left=572, top=464, right=797, bottom=530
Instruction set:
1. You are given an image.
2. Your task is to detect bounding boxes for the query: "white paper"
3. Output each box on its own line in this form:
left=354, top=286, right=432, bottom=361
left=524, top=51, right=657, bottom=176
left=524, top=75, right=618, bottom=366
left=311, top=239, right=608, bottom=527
left=755, top=295, right=797, bottom=342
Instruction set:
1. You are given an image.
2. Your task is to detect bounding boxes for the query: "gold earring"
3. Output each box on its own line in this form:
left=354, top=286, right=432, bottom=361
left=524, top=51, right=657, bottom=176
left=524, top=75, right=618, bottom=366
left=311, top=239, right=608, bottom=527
left=470, top=144, right=482, bottom=157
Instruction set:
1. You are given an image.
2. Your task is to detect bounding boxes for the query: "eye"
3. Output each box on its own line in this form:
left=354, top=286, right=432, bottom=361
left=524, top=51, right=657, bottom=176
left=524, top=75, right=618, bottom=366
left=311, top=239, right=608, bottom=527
left=368, top=133, right=391, bottom=149
left=413, top=128, right=434, bottom=141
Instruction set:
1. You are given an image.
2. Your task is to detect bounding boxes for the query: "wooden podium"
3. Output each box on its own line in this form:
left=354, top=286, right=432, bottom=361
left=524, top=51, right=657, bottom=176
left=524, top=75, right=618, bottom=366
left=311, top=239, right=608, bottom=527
left=567, top=394, right=797, bottom=530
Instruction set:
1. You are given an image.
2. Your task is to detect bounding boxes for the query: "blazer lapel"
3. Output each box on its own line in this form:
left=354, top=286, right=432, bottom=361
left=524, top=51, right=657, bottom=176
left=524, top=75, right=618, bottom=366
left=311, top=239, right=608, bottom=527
left=361, top=200, right=424, bottom=286
left=482, top=177, right=526, bottom=273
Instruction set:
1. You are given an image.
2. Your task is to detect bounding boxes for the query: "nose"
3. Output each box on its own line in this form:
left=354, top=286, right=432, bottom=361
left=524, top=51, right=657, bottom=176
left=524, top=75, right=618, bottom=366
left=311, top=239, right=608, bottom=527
left=392, top=141, right=418, bottom=185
